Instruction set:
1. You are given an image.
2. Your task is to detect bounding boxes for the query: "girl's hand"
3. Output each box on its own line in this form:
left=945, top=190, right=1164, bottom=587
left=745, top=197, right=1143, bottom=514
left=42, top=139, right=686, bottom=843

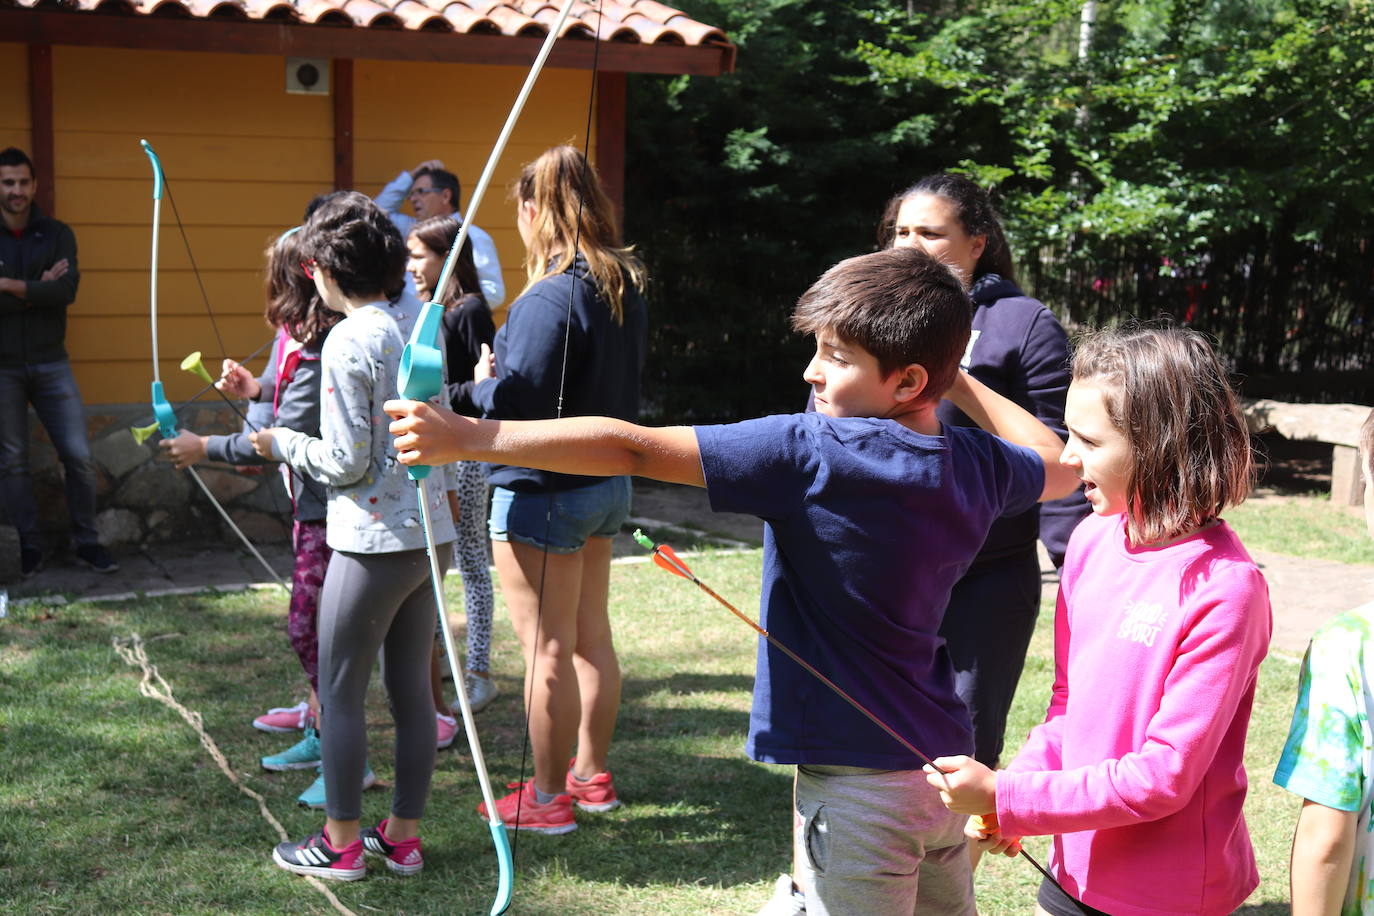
left=474, top=343, right=496, bottom=383
left=924, top=755, right=998, bottom=814
left=217, top=360, right=261, bottom=400
left=159, top=430, right=208, bottom=470
left=385, top=399, right=474, bottom=467
left=966, top=813, right=1023, bottom=858
left=249, top=428, right=283, bottom=459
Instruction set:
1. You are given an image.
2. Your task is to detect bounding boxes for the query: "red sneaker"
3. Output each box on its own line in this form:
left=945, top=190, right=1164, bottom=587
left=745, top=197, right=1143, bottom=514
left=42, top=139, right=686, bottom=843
left=479, top=780, right=576, bottom=835
left=565, top=760, right=622, bottom=812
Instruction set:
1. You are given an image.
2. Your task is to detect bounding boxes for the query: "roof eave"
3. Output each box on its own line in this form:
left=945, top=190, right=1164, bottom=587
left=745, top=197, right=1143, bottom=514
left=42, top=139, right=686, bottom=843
left=4, top=8, right=736, bottom=76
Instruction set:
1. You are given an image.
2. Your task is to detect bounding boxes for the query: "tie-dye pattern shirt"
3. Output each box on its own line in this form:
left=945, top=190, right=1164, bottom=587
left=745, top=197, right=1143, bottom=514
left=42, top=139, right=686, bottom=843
left=1275, top=602, right=1374, bottom=915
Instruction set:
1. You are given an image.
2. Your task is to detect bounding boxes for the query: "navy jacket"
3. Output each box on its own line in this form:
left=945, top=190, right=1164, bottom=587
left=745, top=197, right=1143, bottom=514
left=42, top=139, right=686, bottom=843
left=0, top=206, right=79, bottom=367
left=472, top=258, right=647, bottom=492
left=935, top=274, right=1090, bottom=565
left=442, top=292, right=497, bottom=416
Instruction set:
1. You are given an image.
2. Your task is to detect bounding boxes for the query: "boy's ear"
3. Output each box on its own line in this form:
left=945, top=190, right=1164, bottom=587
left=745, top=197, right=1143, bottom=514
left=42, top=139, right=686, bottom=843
left=891, top=363, right=930, bottom=404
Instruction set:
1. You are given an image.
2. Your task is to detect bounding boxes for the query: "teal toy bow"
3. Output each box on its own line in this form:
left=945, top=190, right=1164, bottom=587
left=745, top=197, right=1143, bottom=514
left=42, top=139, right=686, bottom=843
left=396, top=3, right=583, bottom=912
left=139, top=139, right=287, bottom=591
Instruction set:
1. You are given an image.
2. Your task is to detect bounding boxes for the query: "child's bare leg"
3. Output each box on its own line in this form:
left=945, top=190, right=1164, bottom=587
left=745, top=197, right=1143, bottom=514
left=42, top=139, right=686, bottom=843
left=494, top=539, right=586, bottom=796
left=570, top=536, right=619, bottom=777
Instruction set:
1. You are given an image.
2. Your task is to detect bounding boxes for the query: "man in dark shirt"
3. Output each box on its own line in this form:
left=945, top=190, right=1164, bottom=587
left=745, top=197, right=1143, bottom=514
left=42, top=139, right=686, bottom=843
left=0, top=147, right=115, bottom=575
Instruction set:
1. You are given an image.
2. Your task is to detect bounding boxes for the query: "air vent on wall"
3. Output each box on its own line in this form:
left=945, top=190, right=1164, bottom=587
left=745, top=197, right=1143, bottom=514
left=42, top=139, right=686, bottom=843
left=286, top=58, right=330, bottom=95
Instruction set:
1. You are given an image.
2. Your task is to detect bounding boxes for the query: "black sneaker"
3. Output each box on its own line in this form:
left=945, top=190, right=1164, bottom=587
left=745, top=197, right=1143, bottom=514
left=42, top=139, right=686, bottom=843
left=76, top=544, right=118, bottom=573
left=361, top=819, right=424, bottom=875
left=20, top=546, right=43, bottom=578
left=272, top=830, right=366, bottom=881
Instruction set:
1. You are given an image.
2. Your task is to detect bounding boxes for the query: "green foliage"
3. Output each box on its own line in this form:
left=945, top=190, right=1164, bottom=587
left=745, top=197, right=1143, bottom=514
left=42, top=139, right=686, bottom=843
left=627, top=0, right=1374, bottom=418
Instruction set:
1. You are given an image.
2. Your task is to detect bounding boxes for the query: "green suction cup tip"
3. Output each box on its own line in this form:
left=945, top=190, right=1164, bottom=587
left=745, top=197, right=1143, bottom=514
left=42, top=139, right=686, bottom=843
left=632, top=529, right=655, bottom=551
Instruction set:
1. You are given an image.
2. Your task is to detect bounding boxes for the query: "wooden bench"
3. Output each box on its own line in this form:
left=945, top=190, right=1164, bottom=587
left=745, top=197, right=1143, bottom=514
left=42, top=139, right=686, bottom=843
left=1242, top=400, right=1371, bottom=506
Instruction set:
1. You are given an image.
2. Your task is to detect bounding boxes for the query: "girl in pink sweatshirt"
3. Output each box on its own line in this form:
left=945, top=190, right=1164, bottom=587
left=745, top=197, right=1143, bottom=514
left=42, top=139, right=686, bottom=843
left=927, top=327, right=1271, bottom=916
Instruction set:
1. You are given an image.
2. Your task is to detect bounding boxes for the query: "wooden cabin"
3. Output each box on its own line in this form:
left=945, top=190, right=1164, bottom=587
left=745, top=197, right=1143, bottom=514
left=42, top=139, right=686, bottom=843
left=0, top=1, right=733, bottom=554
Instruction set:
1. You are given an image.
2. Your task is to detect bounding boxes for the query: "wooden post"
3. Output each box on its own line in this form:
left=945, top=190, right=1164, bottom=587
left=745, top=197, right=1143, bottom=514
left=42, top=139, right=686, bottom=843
left=332, top=58, right=354, bottom=191
left=28, top=43, right=55, bottom=216
left=595, top=70, right=627, bottom=227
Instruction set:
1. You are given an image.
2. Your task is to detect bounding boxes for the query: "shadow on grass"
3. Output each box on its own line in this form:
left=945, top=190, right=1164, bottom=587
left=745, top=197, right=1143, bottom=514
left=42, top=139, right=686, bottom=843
left=1235, top=905, right=1288, bottom=915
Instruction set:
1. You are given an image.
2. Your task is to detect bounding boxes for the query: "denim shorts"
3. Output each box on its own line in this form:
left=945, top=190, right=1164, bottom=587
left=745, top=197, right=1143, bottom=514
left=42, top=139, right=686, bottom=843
left=488, top=476, right=632, bottom=554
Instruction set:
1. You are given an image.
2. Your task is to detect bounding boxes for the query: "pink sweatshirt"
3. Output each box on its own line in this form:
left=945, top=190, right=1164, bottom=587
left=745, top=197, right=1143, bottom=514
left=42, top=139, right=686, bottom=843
left=997, top=512, right=1271, bottom=916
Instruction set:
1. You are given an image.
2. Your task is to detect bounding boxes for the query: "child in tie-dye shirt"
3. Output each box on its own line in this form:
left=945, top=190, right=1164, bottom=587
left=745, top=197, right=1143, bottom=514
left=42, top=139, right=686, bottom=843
left=1275, top=406, right=1374, bottom=916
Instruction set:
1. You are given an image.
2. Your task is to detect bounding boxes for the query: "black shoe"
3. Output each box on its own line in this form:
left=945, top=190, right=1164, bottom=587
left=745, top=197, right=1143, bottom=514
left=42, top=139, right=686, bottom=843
left=20, top=546, right=43, bottom=578
left=75, top=544, right=118, bottom=573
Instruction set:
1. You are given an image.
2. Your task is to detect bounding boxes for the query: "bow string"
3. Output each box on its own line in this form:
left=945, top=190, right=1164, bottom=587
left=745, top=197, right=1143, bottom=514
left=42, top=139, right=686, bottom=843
left=139, top=139, right=288, bottom=591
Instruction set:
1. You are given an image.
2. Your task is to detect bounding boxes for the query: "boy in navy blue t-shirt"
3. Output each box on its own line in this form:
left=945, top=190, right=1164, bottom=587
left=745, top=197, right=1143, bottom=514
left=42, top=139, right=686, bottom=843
left=385, top=246, right=1080, bottom=914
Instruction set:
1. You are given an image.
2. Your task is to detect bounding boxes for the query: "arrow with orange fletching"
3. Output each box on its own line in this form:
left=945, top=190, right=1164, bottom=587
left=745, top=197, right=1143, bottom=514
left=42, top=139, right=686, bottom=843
left=632, top=529, right=950, bottom=782
left=633, top=529, right=1081, bottom=908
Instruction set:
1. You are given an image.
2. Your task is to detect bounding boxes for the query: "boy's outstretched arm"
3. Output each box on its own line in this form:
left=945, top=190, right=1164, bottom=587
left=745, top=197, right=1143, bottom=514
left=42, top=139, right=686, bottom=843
left=944, top=371, right=1080, bottom=501
left=1290, top=799, right=1357, bottom=916
left=384, top=399, right=705, bottom=488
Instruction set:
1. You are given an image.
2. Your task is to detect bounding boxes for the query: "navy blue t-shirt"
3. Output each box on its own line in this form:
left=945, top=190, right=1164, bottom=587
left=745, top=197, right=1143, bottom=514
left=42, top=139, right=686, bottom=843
left=696, top=413, right=1044, bottom=769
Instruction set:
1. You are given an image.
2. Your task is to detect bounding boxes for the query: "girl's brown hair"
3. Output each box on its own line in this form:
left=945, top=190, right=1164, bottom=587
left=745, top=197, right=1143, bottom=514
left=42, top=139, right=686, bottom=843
left=1072, top=326, right=1254, bottom=545
left=515, top=145, right=646, bottom=322
left=263, top=228, right=338, bottom=348
left=409, top=215, right=484, bottom=310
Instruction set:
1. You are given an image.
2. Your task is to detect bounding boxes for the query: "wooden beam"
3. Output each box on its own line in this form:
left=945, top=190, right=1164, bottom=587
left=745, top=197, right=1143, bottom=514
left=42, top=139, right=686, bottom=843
left=27, top=44, right=55, bottom=217
left=332, top=58, right=353, bottom=192
left=4, top=10, right=735, bottom=77
left=595, top=71, right=627, bottom=227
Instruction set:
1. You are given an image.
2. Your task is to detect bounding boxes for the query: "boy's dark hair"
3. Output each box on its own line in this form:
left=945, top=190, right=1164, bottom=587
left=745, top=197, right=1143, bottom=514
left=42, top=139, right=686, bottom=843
left=415, top=166, right=461, bottom=211
left=1361, top=407, right=1374, bottom=480
left=791, top=246, right=971, bottom=401
left=0, top=147, right=34, bottom=173
left=409, top=215, right=483, bottom=309
left=877, top=172, right=1016, bottom=284
left=302, top=191, right=406, bottom=302
left=1072, top=326, right=1254, bottom=545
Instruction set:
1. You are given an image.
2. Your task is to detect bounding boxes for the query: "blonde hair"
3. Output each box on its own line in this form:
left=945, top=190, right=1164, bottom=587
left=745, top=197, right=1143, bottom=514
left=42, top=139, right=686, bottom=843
left=1072, top=326, right=1254, bottom=545
left=515, top=145, right=646, bottom=322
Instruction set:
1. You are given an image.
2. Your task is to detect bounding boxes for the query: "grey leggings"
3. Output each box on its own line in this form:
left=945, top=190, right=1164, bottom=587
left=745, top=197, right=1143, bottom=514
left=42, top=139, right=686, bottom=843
left=318, top=546, right=450, bottom=822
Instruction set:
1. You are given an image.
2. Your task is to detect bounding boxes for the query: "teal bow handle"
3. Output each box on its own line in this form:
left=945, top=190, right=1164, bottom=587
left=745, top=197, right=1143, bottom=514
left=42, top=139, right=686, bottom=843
left=397, top=301, right=446, bottom=480
left=151, top=381, right=178, bottom=439
left=139, top=139, right=164, bottom=201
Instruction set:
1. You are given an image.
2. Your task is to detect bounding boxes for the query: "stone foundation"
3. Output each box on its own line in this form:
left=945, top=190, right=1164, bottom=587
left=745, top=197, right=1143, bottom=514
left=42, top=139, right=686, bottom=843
left=10, top=402, right=292, bottom=551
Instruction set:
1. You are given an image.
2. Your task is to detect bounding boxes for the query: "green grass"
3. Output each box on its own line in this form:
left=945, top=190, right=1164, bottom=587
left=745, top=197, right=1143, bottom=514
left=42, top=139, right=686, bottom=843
left=1225, top=495, right=1374, bottom=565
left=0, top=526, right=1338, bottom=914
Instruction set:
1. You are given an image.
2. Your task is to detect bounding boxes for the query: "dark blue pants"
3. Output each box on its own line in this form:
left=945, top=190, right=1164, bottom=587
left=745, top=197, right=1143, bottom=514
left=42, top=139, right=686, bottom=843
left=938, top=548, right=1042, bottom=767
left=0, top=359, right=99, bottom=549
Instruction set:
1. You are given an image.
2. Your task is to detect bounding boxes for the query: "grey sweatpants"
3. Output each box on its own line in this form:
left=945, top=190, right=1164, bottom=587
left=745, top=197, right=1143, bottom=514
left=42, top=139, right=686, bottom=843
left=793, top=765, right=976, bottom=916
left=318, top=546, right=450, bottom=822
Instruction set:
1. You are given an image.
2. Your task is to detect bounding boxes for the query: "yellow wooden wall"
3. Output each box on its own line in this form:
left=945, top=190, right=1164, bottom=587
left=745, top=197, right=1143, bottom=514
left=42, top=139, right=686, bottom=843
left=353, top=60, right=596, bottom=324
left=22, top=45, right=595, bottom=406
left=0, top=44, right=30, bottom=155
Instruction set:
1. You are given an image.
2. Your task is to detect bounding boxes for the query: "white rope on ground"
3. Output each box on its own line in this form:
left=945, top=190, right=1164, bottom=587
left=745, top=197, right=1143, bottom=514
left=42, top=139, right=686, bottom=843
left=111, top=632, right=357, bottom=916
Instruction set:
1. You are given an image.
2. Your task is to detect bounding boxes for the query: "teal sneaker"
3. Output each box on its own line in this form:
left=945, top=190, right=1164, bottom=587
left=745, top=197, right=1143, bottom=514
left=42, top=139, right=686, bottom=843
left=262, top=728, right=322, bottom=772
left=297, top=764, right=378, bottom=809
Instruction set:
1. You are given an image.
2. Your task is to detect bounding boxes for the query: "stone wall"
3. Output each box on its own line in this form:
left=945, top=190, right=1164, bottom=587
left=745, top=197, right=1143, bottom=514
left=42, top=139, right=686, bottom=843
left=13, top=402, right=292, bottom=551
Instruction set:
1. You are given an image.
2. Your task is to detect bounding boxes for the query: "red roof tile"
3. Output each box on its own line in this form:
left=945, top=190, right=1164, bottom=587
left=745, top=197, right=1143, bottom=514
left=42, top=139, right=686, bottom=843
left=10, top=0, right=731, bottom=48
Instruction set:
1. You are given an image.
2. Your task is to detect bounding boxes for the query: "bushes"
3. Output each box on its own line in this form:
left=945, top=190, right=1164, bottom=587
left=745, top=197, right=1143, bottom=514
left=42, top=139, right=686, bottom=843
left=626, top=0, right=1374, bottom=421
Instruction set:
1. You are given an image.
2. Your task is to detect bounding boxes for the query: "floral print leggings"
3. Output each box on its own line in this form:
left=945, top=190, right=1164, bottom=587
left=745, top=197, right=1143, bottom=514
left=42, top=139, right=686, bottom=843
left=288, top=518, right=331, bottom=692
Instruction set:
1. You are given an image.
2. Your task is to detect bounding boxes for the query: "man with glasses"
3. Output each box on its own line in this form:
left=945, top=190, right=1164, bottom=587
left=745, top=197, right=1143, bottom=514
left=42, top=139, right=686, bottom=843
left=374, top=160, right=505, bottom=308
left=0, top=147, right=117, bottom=576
